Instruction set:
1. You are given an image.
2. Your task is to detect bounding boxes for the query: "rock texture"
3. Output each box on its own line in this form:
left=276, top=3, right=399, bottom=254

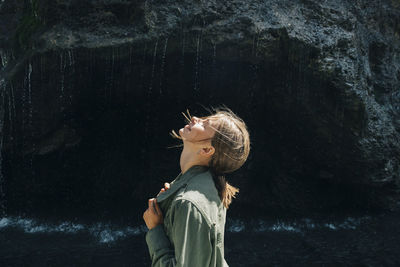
left=0, top=0, right=399, bottom=219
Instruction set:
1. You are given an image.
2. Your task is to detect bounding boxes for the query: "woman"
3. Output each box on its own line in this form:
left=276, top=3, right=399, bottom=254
left=143, top=106, right=250, bottom=266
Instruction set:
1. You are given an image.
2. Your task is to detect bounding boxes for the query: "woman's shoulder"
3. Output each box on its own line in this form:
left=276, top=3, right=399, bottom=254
left=174, top=170, right=224, bottom=226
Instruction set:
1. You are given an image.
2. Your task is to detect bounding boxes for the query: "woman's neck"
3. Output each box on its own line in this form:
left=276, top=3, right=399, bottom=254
left=180, top=146, right=207, bottom=174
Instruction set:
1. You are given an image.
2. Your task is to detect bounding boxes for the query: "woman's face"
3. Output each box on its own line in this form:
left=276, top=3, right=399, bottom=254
left=179, top=116, right=216, bottom=144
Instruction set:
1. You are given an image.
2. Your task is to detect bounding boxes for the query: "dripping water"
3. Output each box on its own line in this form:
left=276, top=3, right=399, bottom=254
left=198, top=33, right=203, bottom=91
left=159, top=37, right=168, bottom=95
left=0, top=80, right=6, bottom=216
left=27, top=63, right=34, bottom=173
left=67, top=49, right=75, bottom=106
left=129, top=46, right=133, bottom=66
left=284, top=47, right=293, bottom=122
left=194, top=32, right=202, bottom=91
left=301, top=50, right=309, bottom=103
left=126, top=45, right=133, bottom=108
left=40, top=56, right=45, bottom=93
left=139, top=43, right=148, bottom=93
left=110, top=47, right=115, bottom=100
left=212, top=43, right=217, bottom=68
left=89, top=50, right=95, bottom=95
left=252, top=31, right=257, bottom=56
left=212, top=42, right=217, bottom=79
left=137, top=42, right=148, bottom=163
left=210, top=42, right=218, bottom=94
left=296, top=49, right=304, bottom=104
left=148, top=40, right=158, bottom=96
left=9, top=83, right=15, bottom=141
left=28, top=63, right=33, bottom=124
left=294, top=48, right=301, bottom=100
left=21, top=68, right=27, bottom=150
left=60, top=52, right=64, bottom=95
left=104, top=49, right=112, bottom=103
left=60, top=52, right=66, bottom=119
left=0, top=49, right=9, bottom=69
left=142, top=40, right=158, bottom=154
left=7, top=85, right=13, bottom=139
left=249, top=63, right=258, bottom=111
left=181, top=32, right=185, bottom=68
left=68, top=49, right=75, bottom=67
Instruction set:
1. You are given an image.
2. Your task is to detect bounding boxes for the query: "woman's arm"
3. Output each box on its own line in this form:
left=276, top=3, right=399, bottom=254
left=145, top=199, right=213, bottom=267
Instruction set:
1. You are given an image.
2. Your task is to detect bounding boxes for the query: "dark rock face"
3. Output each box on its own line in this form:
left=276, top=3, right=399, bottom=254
left=0, top=0, right=399, bottom=219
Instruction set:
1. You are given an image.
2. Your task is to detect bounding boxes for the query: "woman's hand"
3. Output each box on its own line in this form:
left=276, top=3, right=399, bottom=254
left=143, top=198, right=163, bottom=230
left=156, top=182, right=170, bottom=197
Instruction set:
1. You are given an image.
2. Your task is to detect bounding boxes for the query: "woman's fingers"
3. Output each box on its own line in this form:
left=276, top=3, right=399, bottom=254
left=157, top=183, right=170, bottom=197
left=148, top=198, right=158, bottom=215
left=154, top=199, right=162, bottom=215
left=155, top=182, right=171, bottom=197
left=156, top=188, right=166, bottom=197
left=143, top=198, right=163, bottom=230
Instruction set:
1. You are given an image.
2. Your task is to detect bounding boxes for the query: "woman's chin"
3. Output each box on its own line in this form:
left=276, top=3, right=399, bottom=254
left=179, top=129, right=188, bottom=139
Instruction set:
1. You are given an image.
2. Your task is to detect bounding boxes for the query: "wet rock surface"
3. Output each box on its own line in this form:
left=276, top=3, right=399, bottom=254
left=0, top=0, right=399, bottom=218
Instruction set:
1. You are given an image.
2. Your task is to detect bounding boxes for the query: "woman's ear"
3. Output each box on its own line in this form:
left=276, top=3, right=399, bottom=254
left=201, top=146, right=215, bottom=157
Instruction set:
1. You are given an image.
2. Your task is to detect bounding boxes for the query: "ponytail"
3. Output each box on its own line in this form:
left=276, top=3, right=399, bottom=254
left=211, top=170, right=239, bottom=209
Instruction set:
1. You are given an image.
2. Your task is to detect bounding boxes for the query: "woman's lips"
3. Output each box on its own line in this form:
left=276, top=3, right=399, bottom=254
left=185, top=125, right=191, bottom=131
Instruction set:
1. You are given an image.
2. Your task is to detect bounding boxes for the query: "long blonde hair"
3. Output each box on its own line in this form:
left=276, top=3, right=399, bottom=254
left=169, top=105, right=251, bottom=209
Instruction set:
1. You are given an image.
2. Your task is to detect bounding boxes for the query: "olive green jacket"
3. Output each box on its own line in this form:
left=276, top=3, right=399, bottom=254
left=145, top=165, right=229, bottom=267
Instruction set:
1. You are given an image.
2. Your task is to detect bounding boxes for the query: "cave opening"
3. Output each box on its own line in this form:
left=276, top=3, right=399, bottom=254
left=0, top=35, right=371, bottom=222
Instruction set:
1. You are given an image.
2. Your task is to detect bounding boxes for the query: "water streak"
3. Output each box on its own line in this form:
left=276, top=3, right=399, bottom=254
left=252, top=31, right=257, bottom=56
left=139, top=42, right=148, bottom=92
left=110, top=47, right=115, bottom=98
left=68, top=50, right=75, bottom=105
left=68, top=49, right=75, bottom=67
left=126, top=45, right=133, bottom=108
left=181, top=33, right=185, bottom=68
left=159, top=37, right=168, bottom=95
left=252, top=27, right=262, bottom=57
left=0, top=80, right=5, bottom=216
left=28, top=63, right=32, bottom=122
left=143, top=41, right=158, bottom=147
left=212, top=43, right=217, bottom=82
left=60, top=52, right=66, bottom=117
left=129, top=46, right=133, bottom=66
left=194, top=32, right=202, bottom=91
left=7, top=85, right=13, bottom=136
left=21, top=71, right=27, bottom=142
left=104, top=48, right=116, bottom=103
left=248, top=63, right=258, bottom=111
left=0, top=49, right=8, bottom=69
left=40, top=55, right=45, bottom=89
left=213, top=43, right=217, bottom=66
left=9, top=83, right=16, bottom=128
left=27, top=63, right=34, bottom=173
left=148, top=40, right=158, bottom=95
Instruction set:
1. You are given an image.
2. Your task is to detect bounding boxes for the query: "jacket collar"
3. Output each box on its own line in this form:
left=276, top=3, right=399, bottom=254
left=156, top=165, right=209, bottom=203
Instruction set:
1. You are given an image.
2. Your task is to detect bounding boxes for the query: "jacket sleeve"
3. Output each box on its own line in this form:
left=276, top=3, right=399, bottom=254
left=145, top=199, right=213, bottom=267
